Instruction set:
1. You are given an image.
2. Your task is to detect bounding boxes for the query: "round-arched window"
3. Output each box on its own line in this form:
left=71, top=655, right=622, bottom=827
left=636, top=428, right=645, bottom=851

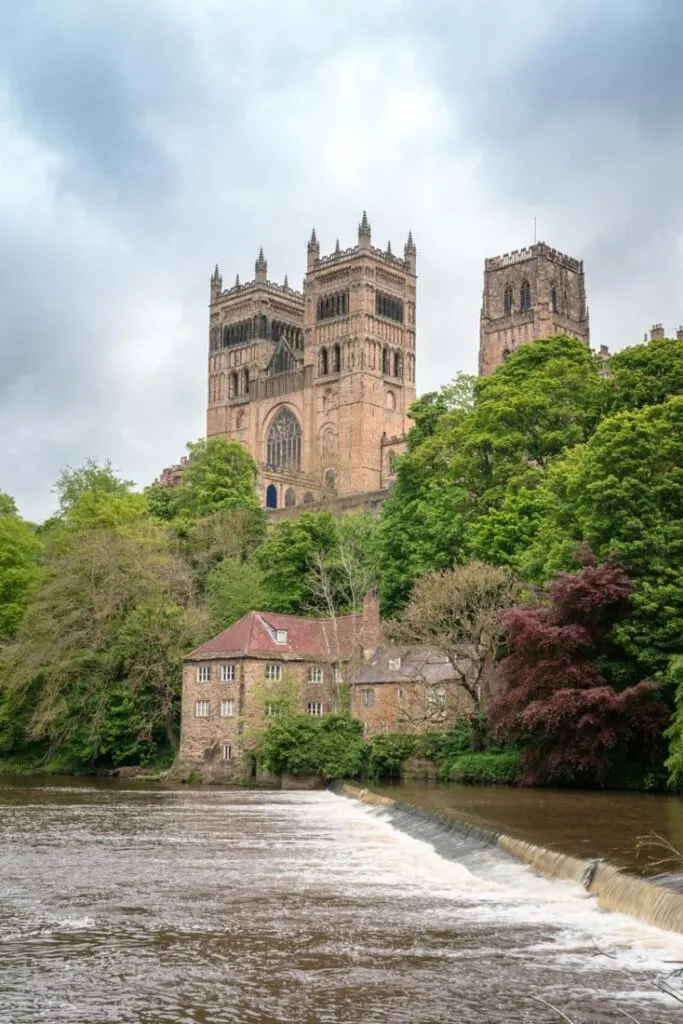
left=386, top=390, right=396, bottom=410
left=266, top=407, right=302, bottom=472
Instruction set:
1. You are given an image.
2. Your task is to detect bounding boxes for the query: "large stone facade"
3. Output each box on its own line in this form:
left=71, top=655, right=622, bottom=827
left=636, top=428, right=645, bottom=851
left=206, top=214, right=416, bottom=509
left=479, top=242, right=590, bottom=376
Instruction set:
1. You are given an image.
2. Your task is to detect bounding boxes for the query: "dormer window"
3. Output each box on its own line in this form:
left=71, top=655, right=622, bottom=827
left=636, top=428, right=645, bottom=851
left=389, top=657, right=402, bottom=671
left=276, top=629, right=288, bottom=644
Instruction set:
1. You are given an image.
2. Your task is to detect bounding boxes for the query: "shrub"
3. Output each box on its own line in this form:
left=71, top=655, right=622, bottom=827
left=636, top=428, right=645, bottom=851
left=367, top=733, right=417, bottom=778
left=448, top=751, right=521, bottom=785
left=258, top=713, right=365, bottom=781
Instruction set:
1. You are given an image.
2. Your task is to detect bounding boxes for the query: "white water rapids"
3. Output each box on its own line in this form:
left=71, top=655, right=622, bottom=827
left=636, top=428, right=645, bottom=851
left=0, top=782, right=682, bottom=1023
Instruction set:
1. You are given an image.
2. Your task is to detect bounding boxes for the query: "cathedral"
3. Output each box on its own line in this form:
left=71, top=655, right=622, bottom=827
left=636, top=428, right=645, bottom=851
left=202, top=217, right=590, bottom=511
left=206, top=214, right=416, bottom=510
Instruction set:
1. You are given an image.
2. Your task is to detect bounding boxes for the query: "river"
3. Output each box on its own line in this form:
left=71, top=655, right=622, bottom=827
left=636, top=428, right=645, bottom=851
left=1, top=777, right=682, bottom=1023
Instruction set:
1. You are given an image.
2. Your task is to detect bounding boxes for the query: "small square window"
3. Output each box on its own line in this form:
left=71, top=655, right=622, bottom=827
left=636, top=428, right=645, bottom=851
left=220, top=699, right=235, bottom=717
left=222, top=743, right=232, bottom=761
left=265, top=704, right=278, bottom=717
left=388, top=657, right=402, bottom=671
left=275, top=629, right=288, bottom=644
left=307, top=702, right=323, bottom=717
left=197, top=665, right=211, bottom=683
left=265, top=664, right=283, bottom=681
left=195, top=700, right=210, bottom=718
left=428, top=685, right=446, bottom=707
left=221, top=664, right=235, bottom=682
left=308, top=666, right=324, bottom=683
left=361, top=688, right=375, bottom=708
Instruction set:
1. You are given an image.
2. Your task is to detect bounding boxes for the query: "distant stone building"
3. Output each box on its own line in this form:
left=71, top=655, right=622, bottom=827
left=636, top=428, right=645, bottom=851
left=177, top=594, right=381, bottom=782
left=479, top=241, right=590, bottom=376
left=205, top=214, right=416, bottom=510
left=350, top=646, right=475, bottom=737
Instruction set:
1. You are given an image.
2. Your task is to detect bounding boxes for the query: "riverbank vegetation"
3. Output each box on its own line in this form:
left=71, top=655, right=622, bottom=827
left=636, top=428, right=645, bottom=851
left=0, top=333, right=682, bottom=788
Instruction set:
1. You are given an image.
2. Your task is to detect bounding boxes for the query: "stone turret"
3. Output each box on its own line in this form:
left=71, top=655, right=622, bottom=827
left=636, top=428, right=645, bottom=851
left=404, top=231, right=416, bottom=273
left=210, top=264, right=223, bottom=300
left=255, top=248, right=267, bottom=284
left=307, top=228, right=320, bottom=270
left=358, top=210, right=371, bottom=251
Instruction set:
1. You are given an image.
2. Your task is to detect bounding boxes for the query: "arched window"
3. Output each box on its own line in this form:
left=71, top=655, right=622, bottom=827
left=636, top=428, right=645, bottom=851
left=502, top=347, right=511, bottom=363
left=243, top=368, right=250, bottom=394
left=520, top=280, right=531, bottom=311
left=332, top=344, right=341, bottom=373
left=284, top=488, right=296, bottom=508
left=382, top=347, right=390, bottom=374
left=319, top=347, right=329, bottom=376
left=550, top=283, right=558, bottom=313
left=303, top=492, right=314, bottom=505
left=266, top=407, right=302, bottom=472
left=230, top=371, right=239, bottom=397
left=265, top=484, right=278, bottom=509
left=386, top=390, right=396, bottom=410
left=324, top=469, right=336, bottom=492
left=393, top=352, right=402, bottom=378
left=503, top=284, right=513, bottom=315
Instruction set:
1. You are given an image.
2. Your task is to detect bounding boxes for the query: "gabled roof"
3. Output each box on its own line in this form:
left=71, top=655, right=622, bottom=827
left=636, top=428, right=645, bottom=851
left=350, top=645, right=456, bottom=685
left=185, top=610, right=362, bottom=662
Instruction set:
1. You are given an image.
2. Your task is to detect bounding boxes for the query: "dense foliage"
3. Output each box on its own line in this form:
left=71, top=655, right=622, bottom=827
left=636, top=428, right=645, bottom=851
left=1, top=330, right=682, bottom=787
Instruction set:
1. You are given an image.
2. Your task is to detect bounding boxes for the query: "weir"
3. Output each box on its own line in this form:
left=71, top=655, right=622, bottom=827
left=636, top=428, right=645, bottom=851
left=335, top=782, right=683, bottom=935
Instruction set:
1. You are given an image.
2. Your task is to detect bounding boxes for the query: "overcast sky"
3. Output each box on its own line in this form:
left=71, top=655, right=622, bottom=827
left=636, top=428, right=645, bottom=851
left=1, top=0, right=682, bottom=520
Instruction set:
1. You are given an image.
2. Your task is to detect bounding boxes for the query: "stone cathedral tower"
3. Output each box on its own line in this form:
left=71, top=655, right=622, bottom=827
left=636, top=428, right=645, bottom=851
left=478, top=242, right=590, bottom=376
left=206, top=214, right=416, bottom=510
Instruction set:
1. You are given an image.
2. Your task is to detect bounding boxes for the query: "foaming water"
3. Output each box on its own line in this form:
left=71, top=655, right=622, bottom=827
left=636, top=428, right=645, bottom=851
left=0, top=781, right=682, bottom=1023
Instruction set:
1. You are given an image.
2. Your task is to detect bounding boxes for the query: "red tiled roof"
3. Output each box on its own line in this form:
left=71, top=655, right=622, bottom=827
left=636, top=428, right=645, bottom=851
left=185, top=610, right=362, bottom=661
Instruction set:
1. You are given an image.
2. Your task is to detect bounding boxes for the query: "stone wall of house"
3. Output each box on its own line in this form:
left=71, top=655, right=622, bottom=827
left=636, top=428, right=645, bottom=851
left=351, top=679, right=474, bottom=737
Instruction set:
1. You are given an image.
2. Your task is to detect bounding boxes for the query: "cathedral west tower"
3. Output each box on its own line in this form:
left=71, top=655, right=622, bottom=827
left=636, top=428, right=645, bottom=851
left=206, top=214, right=416, bottom=509
left=479, top=242, right=590, bottom=375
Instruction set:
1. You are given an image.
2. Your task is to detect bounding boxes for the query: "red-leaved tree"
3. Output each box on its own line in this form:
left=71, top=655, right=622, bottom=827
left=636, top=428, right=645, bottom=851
left=489, top=556, right=670, bottom=786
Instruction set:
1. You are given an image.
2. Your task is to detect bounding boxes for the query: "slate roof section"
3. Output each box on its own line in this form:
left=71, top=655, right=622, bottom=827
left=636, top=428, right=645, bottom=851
left=185, top=610, right=362, bottom=662
left=350, top=645, right=456, bottom=685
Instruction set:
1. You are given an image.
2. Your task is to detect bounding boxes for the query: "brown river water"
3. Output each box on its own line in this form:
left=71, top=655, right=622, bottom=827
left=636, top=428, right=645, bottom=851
left=1, top=777, right=683, bottom=1024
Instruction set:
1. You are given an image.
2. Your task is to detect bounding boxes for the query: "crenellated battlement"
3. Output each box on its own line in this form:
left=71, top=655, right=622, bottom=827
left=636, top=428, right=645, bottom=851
left=486, top=242, right=582, bottom=274
left=216, top=278, right=304, bottom=302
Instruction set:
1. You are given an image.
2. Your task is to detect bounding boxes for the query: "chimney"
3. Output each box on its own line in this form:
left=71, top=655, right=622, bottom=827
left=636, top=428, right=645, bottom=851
left=650, top=323, right=665, bottom=340
left=599, top=344, right=609, bottom=355
left=361, top=591, right=381, bottom=659
left=677, top=326, right=683, bottom=342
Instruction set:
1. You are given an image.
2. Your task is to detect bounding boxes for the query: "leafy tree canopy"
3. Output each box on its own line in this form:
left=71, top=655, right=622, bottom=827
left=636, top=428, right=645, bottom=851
left=54, top=457, right=135, bottom=515
left=609, top=336, right=683, bottom=412
left=171, top=437, right=260, bottom=524
left=0, top=510, right=42, bottom=642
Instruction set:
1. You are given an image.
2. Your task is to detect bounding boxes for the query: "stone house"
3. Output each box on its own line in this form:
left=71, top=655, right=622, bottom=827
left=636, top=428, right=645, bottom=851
left=350, top=646, right=476, bottom=737
left=177, top=594, right=381, bottom=782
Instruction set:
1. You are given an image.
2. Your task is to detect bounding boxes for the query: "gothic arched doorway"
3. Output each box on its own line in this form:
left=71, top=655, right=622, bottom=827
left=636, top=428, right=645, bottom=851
left=265, top=484, right=278, bottom=509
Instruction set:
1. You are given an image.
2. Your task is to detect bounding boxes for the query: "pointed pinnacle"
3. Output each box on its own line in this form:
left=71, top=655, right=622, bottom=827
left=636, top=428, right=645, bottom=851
left=257, top=246, right=265, bottom=264
left=407, top=230, right=415, bottom=248
left=335, top=238, right=341, bottom=253
left=235, top=273, right=240, bottom=286
left=284, top=274, right=289, bottom=288
left=386, top=240, right=392, bottom=255
left=360, top=210, right=370, bottom=232
left=309, top=227, right=318, bottom=246
left=213, top=263, right=220, bottom=278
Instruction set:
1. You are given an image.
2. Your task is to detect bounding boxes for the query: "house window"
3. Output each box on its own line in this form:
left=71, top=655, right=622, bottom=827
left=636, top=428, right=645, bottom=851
left=222, top=743, right=232, bottom=761
left=197, top=665, right=211, bottom=683
left=397, top=687, right=404, bottom=706
left=221, top=664, right=235, bottom=682
left=308, top=666, right=324, bottom=683
left=361, top=688, right=375, bottom=708
left=276, top=629, right=288, bottom=644
left=265, top=704, right=278, bottom=717
left=307, top=702, right=323, bottom=716
left=334, top=667, right=343, bottom=685
left=195, top=700, right=210, bottom=717
left=428, top=685, right=446, bottom=707
left=220, top=699, right=235, bottom=717
left=265, top=664, right=283, bottom=682
left=388, top=657, right=402, bottom=671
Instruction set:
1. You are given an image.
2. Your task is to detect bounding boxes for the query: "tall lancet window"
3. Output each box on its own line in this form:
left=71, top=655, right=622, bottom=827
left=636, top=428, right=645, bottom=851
left=266, top=407, right=302, bottom=472
left=520, top=279, right=531, bottom=311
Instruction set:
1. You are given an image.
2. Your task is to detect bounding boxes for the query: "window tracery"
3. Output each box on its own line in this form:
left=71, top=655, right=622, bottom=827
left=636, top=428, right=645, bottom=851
left=266, top=407, right=302, bottom=472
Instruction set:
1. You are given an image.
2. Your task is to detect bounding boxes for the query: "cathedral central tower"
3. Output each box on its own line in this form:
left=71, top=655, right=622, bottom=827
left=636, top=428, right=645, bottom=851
left=206, top=215, right=416, bottom=509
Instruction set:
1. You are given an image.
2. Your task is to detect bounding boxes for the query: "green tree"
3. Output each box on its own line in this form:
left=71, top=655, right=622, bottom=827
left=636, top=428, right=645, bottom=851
left=172, top=437, right=260, bottom=524
left=182, top=507, right=266, bottom=591
left=1, top=521, right=206, bottom=768
left=54, top=457, right=135, bottom=515
left=525, top=397, right=683, bottom=678
left=206, top=556, right=269, bottom=630
left=665, top=656, right=683, bottom=789
left=0, top=491, right=18, bottom=516
left=609, top=336, right=683, bottom=412
left=255, top=511, right=340, bottom=614
left=258, top=712, right=365, bottom=780
left=0, top=509, right=42, bottom=642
